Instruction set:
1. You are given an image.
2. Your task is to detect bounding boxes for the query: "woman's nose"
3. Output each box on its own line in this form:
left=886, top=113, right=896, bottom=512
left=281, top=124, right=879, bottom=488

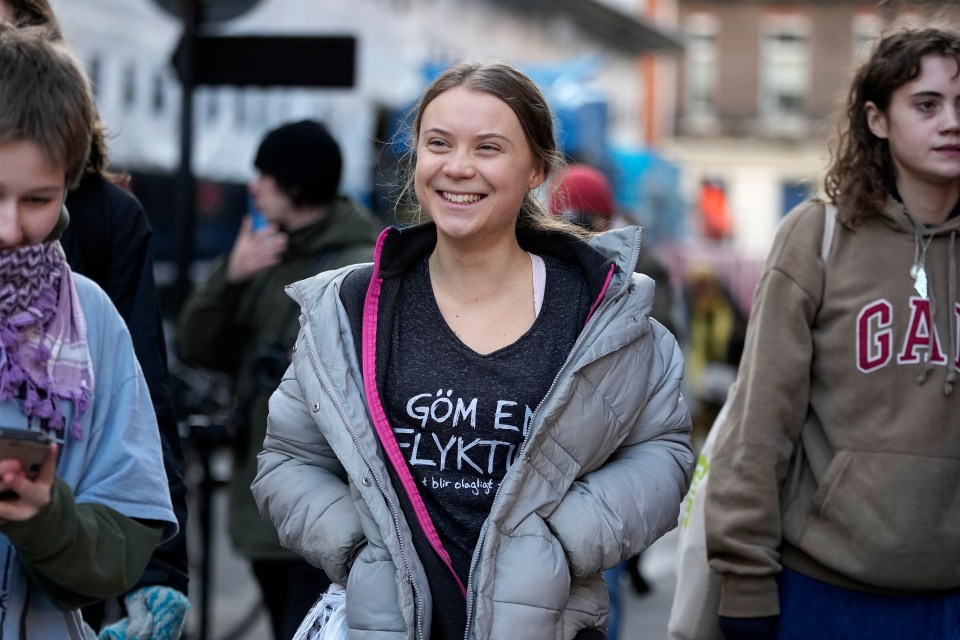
left=443, top=149, right=475, bottom=178
left=941, top=106, right=960, bottom=134
left=0, top=200, right=22, bottom=248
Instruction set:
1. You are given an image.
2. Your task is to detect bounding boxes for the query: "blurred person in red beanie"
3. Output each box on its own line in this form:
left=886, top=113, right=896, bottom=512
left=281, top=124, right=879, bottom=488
left=549, top=164, right=617, bottom=231
left=549, top=164, right=677, bottom=332
left=550, top=163, right=681, bottom=639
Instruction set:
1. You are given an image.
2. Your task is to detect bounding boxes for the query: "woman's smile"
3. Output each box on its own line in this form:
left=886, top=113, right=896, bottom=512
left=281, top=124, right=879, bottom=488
left=439, top=191, right=485, bottom=205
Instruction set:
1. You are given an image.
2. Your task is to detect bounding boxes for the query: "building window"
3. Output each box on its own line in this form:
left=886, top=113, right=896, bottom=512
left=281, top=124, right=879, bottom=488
left=781, top=179, right=811, bottom=217
left=201, top=88, right=221, bottom=124
left=759, top=15, right=811, bottom=133
left=87, top=54, right=102, bottom=99
left=853, top=13, right=882, bottom=63
left=122, top=62, right=137, bottom=109
left=234, top=89, right=247, bottom=127
left=684, top=12, right=719, bottom=130
left=151, top=71, right=166, bottom=114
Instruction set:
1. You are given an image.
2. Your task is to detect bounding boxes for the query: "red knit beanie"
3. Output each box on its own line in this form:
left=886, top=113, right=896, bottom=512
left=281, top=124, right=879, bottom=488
left=549, top=164, right=615, bottom=219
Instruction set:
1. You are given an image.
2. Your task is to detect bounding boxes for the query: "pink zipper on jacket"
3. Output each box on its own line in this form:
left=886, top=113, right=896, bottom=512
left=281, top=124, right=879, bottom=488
left=360, top=227, right=467, bottom=598
left=586, top=263, right=616, bottom=326
left=359, top=227, right=618, bottom=602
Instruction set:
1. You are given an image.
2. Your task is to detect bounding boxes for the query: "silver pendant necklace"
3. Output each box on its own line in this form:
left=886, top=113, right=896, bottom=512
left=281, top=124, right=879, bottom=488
left=910, top=260, right=928, bottom=299
left=909, top=219, right=933, bottom=300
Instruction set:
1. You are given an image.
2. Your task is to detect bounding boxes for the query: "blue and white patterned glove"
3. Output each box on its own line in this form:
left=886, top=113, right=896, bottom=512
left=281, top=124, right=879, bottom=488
left=99, top=586, right=190, bottom=640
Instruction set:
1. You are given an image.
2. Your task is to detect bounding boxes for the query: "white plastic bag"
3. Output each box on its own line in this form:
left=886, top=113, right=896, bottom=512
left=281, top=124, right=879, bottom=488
left=669, top=205, right=837, bottom=640
left=292, top=583, right=348, bottom=640
left=667, top=397, right=728, bottom=640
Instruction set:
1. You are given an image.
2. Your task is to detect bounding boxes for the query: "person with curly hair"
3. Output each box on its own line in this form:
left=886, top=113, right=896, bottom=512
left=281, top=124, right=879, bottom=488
left=705, top=25, right=960, bottom=640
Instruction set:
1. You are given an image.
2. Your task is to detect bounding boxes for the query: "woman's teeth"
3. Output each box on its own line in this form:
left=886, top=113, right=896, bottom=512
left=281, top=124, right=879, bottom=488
left=442, top=192, right=481, bottom=204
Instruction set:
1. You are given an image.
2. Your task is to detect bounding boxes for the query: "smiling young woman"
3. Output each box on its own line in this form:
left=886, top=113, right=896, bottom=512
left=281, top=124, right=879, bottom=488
left=414, top=84, right=548, bottom=353
left=251, top=60, right=694, bottom=640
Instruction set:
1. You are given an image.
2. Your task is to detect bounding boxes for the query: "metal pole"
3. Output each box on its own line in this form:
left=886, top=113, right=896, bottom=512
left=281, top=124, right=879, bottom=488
left=173, top=2, right=205, bottom=638
left=174, top=0, right=199, bottom=316
left=197, top=434, right=215, bottom=640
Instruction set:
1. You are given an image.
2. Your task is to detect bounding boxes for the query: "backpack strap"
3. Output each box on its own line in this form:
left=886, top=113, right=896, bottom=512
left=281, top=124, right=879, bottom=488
left=821, top=203, right=838, bottom=261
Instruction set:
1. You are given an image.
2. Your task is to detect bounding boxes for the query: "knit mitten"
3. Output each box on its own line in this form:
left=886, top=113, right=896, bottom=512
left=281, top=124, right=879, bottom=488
left=99, top=586, right=190, bottom=640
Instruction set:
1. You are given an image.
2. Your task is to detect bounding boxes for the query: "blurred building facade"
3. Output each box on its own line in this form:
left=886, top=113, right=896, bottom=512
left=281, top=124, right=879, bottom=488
left=48, top=0, right=688, bottom=260
left=665, top=0, right=960, bottom=260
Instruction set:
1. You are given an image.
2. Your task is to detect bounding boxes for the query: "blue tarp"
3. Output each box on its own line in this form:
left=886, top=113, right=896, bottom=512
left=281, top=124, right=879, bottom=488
left=384, top=58, right=686, bottom=243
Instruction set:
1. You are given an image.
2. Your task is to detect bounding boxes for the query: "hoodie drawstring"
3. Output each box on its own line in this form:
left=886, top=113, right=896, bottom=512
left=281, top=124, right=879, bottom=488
left=906, top=210, right=957, bottom=395
left=944, top=231, right=957, bottom=396
left=908, top=216, right=936, bottom=385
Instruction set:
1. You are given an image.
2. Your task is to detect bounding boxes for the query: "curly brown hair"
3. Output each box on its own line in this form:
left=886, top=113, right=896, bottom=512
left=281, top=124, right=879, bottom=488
left=824, top=26, right=960, bottom=227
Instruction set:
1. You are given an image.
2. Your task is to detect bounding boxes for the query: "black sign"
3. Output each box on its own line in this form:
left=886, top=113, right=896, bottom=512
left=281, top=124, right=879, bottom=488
left=151, top=0, right=261, bottom=23
left=172, top=35, right=356, bottom=88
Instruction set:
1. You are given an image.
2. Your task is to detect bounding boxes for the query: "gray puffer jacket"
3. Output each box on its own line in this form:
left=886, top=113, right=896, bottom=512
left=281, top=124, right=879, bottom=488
left=252, top=224, right=694, bottom=640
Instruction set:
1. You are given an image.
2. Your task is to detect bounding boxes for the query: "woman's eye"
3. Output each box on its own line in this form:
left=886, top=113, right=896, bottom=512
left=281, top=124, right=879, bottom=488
left=427, top=139, right=448, bottom=149
left=25, top=197, right=52, bottom=206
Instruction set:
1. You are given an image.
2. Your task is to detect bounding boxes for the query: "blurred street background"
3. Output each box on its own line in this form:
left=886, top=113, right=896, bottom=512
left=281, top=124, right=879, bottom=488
left=45, top=1, right=960, bottom=638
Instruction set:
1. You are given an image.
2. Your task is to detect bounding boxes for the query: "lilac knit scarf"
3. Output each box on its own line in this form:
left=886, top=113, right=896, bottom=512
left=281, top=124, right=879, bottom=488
left=0, top=242, right=94, bottom=438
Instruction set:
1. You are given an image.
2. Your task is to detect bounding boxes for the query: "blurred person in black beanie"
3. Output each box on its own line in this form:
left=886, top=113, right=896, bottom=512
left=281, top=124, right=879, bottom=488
left=254, top=119, right=342, bottom=212
left=178, top=119, right=381, bottom=640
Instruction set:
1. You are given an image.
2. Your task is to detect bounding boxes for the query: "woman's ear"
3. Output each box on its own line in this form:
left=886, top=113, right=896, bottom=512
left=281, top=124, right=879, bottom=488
left=528, top=164, right=546, bottom=191
left=865, top=101, right=889, bottom=139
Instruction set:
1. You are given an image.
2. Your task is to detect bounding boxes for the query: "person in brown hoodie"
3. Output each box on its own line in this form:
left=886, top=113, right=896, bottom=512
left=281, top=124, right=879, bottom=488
left=704, top=25, right=960, bottom=640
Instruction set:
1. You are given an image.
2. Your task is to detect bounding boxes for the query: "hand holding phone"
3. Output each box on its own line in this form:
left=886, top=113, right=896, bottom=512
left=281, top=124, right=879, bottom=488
left=0, top=433, right=57, bottom=523
left=248, top=194, right=268, bottom=231
left=250, top=211, right=268, bottom=232
left=0, top=429, right=51, bottom=484
left=227, top=204, right=287, bottom=283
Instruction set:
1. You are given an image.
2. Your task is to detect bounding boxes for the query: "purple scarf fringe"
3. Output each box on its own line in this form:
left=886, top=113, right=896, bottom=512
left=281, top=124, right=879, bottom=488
left=0, top=242, right=92, bottom=439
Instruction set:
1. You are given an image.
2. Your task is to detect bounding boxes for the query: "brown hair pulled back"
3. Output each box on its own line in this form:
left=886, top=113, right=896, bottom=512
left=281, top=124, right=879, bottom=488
left=401, top=59, right=586, bottom=236
left=0, top=24, right=94, bottom=187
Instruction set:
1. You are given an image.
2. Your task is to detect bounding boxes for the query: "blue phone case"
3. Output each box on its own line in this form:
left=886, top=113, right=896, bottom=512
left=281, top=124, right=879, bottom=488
left=248, top=194, right=267, bottom=231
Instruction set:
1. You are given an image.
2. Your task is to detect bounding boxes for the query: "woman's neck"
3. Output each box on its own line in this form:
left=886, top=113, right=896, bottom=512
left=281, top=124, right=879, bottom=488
left=428, top=237, right=529, bottom=303
left=896, top=179, right=960, bottom=226
left=427, top=234, right=536, bottom=355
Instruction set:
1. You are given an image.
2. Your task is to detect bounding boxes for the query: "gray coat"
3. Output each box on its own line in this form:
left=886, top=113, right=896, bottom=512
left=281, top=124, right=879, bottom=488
left=252, top=226, right=694, bottom=640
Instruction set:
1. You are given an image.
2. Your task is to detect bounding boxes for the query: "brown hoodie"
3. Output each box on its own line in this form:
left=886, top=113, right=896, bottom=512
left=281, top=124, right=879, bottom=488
left=705, top=197, right=960, bottom=618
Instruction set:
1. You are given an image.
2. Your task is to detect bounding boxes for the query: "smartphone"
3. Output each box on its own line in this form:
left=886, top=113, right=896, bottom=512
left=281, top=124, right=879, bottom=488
left=248, top=194, right=268, bottom=231
left=0, top=429, right=51, bottom=483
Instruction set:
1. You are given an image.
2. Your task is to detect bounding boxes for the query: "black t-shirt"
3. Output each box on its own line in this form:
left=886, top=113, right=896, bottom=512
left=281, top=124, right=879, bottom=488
left=383, top=253, right=592, bottom=639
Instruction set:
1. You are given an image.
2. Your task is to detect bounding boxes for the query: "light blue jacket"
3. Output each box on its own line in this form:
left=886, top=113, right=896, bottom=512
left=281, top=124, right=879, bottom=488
left=0, top=275, right=176, bottom=639
left=253, top=225, right=694, bottom=639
